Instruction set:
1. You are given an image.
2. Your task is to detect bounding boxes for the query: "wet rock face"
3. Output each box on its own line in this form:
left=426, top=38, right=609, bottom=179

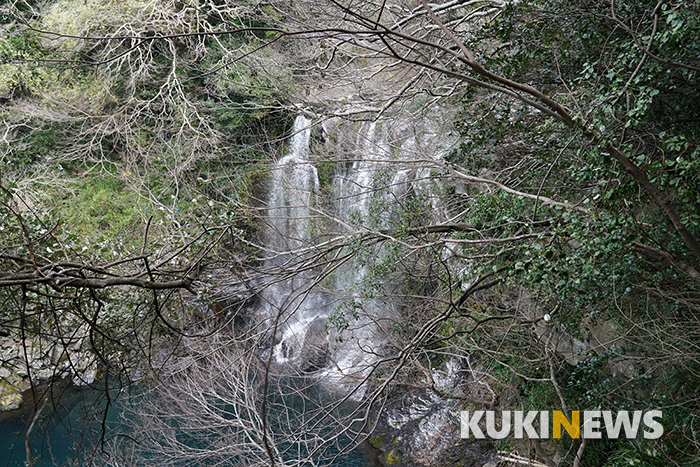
left=370, top=385, right=497, bottom=467
left=0, top=330, right=97, bottom=411
left=299, top=317, right=329, bottom=373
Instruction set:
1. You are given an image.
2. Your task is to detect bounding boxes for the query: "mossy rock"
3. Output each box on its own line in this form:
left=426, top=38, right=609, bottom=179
left=369, top=434, right=385, bottom=449
left=381, top=448, right=402, bottom=466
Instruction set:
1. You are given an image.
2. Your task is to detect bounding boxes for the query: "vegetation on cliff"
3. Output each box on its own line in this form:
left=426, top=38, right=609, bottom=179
left=1, top=0, right=699, bottom=466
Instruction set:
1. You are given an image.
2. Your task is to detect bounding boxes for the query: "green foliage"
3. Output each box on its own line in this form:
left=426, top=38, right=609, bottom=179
left=0, top=0, right=287, bottom=410
left=56, top=172, right=141, bottom=242
left=0, top=28, right=50, bottom=97
left=1, top=0, right=698, bottom=464
left=1, top=121, right=64, bottom=168
left=41, top=0, right=176, bottom=54
left=444, top=1, right=700, bottom=464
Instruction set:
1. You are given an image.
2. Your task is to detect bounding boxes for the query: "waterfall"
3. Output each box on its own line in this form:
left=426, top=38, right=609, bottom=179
left=259, top=109, right=450, bottom=398
left=267, top=115, right=318, bottom=253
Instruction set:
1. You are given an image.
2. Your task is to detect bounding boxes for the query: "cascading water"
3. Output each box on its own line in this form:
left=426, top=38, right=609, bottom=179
left=259, top=110, right=450, bottom=398
left=267, top=115, right=318, bottom=252
left=262, top=115, right=328, bottom=367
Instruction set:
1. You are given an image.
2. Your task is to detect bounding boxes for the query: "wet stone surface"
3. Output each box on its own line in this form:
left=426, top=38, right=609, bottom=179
left=370, top=384, right=497, bottom=467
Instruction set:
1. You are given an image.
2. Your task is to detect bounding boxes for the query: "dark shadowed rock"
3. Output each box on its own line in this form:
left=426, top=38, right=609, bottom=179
left=370, top=384, right=497, bottom=467
left=300, top=317, right=329, bottom=373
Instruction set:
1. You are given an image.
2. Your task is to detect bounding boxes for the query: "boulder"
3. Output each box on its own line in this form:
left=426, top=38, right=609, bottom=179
left=370, top=384, right=497, bottom=467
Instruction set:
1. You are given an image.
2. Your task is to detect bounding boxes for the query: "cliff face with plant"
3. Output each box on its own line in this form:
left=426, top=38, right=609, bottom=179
left=1, top=0, right=700, bottom=466
left=0, top=0, right=292, bottom=422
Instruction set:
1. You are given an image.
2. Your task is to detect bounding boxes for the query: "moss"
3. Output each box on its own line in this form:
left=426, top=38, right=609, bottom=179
left=384, top=449, right=402, bottom=466
left=315, top=159, right=337, bottom=192
left=57, top=170, right=143, bottom=241
left=369, top=434, right=385, bottom=449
